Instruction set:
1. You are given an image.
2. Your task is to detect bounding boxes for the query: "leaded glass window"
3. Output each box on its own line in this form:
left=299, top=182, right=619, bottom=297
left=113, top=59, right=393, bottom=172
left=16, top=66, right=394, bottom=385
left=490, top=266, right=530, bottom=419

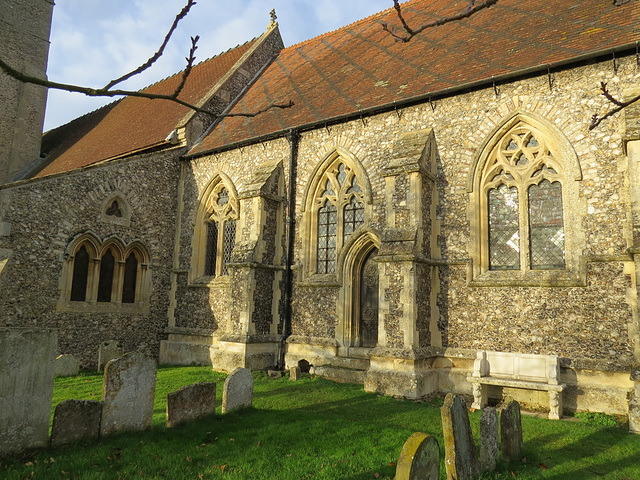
left=202, top=183, right=238, bottom=277
left=97, top=249, right=115, bottom=302
left=313, top=160, right=366, bottom=274
left=122, top=252, right=138, bottom=303
left=529, top=180, right=564, bottom=269
left=70, top=245, right=90, bottom=301
left=482, top=125, right=565, bottom=272
left=317, top=200, right=337, bottom=273
left=205, top=221, right=218, bottom=276
left=488, top=185, right=520, bottom=270
left=221, top=219, right=236, bottom=276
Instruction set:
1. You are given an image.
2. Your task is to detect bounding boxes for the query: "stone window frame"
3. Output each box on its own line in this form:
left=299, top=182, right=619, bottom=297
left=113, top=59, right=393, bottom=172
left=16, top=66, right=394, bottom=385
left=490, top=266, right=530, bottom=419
left=99, top=192, right=131, bottom=227
left=189, top=173, right=239, bottom=285
left=468, top=112, right=585, bottom=287
left=58, top=232, right=150, bottom=312
left=299, top=147, right=373, bottom=284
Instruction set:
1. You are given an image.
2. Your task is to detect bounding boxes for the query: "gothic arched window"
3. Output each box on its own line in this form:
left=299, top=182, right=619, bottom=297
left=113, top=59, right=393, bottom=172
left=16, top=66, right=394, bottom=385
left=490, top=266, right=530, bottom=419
left=481, top=125, right=565, bottom=273
left=62, top=234, right=149, bottom=310
left=314, top=162, right=365, bottom=274
left=193, top=179, right=239, bottom=280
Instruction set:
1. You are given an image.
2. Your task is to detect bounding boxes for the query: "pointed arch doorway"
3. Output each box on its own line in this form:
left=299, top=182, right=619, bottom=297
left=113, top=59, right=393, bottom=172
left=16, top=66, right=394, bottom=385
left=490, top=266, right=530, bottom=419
left=356, top=248, right=379, bottom=347
left=337, top=234, right=380, bottom=354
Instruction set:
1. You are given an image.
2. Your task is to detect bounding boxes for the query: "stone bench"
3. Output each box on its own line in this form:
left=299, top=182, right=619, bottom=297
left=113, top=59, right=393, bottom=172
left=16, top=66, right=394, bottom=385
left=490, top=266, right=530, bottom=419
left=466, top=350, right=565, bottom=420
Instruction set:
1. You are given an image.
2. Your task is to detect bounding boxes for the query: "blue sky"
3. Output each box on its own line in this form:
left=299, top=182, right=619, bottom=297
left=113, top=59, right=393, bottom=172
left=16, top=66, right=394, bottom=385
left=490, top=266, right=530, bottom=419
left=44, top=0, right=393, bottom=131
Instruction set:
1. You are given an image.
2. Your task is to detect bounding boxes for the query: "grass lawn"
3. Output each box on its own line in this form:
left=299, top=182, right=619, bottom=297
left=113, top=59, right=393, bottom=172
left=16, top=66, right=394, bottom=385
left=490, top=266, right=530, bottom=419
left=1, top=365, right=639, bottom=479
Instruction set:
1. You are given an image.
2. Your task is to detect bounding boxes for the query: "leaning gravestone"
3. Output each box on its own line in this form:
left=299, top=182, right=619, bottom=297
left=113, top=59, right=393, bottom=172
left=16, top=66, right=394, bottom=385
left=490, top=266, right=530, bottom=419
left=50, top=399, right=102, bottom=447
left=0, top=328, right=57, bottom=456
left=222, top=367, right=253, bottom=414
left=480, top=407, right=499, bottom=473
left=395, top=432, right=440, bottom=480
left=166, top=382, right=216, bottom=428
left=98, top=340, right=124, bottom=371
left=441, top=393, right=480, bottom=480
left=290, top=366, right=301, bottom=381
left=55, top=354, right=80, bottom=377
left=100, top=353, right=156, bottom=436
left=501, top=398, right=523, bottom=460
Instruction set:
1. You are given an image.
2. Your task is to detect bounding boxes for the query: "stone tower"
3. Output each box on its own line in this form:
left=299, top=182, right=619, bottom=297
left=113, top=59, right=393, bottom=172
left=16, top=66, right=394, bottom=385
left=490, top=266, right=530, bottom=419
left=0, top=0, right=54, bottom=185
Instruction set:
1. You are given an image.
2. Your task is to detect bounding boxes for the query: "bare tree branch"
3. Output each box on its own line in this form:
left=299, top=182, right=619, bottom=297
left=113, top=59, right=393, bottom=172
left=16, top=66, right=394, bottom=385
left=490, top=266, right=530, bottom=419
left=103, top=0, right=197, bottom=90
left=0, top=0, right=294, bottom=122
left=381, top=0, right=499, bottom=43
left=590, top=82, right=640, bottom=130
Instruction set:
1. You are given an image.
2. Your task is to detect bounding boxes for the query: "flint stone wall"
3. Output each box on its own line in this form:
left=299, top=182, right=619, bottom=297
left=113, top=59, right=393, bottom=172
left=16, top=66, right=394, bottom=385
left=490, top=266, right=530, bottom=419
left=0, top=150, right=181, bottom=368
left=0, top=328, right=57, bottom=456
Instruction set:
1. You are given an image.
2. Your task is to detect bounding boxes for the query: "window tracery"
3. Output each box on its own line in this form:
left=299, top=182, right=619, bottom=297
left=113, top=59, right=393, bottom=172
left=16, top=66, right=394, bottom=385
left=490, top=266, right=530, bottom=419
left=62, top=234, right=149, bottom=310
left=313, top=162, right=365, bottom=274
left=482, top=125, right=565, bottom=273
left=191, top=176, right=239, bottom=283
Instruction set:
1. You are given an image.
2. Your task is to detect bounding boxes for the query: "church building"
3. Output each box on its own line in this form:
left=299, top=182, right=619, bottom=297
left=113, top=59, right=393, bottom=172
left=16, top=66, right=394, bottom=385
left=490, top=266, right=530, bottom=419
left=1, top=0, right=640, bottom=417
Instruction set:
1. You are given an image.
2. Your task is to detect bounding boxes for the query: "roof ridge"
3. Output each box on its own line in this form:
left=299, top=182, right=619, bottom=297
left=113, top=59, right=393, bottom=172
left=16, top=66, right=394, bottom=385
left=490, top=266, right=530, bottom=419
left=285, top=0, right=422, bottom=50
left=43, top=99, right=121, bottom=135
left=139, top=36, right=259, bottom=91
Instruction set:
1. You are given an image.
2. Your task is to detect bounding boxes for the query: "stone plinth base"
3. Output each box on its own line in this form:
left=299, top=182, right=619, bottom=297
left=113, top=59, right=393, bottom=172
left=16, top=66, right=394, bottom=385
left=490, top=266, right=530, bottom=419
left=365, top=352, right=438, bottom=399
left=210, top=335, right=280, bottom=372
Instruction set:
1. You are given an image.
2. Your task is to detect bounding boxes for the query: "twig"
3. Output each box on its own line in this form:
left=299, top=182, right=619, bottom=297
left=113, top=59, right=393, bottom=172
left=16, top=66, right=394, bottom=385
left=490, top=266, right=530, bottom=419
left=589, top=82, right=640, bottom=130
left=104, top=0, right=197, bottom=90
left=381, top=0, right=499, bottom=43
left=0, top=56, right=294, bottom=120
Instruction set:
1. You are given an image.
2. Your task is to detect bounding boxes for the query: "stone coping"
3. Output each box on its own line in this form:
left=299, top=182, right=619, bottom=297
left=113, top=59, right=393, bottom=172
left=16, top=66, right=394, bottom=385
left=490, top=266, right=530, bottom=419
left=219, top=334, right=281, bottom=344
left=467, top=376, right=565, bottom=392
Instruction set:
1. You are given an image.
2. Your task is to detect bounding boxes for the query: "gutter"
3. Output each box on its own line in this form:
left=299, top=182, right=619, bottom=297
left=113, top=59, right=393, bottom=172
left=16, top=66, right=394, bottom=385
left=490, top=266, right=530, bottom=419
left=185, top=41, right=640, bottom=160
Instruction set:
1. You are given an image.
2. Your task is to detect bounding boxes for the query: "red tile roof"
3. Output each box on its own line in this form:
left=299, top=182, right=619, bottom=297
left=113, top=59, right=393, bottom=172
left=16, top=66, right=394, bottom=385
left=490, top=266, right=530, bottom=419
left=191, top=0, right=640, bottom=154
left=36, top=38, right=258, bottom=177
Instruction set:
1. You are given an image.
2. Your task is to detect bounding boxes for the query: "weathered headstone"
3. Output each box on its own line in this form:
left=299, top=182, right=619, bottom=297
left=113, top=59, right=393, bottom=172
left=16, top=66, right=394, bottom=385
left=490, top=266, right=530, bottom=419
left=395, top=432, right=440, bottom=480
left=222, top=367, right=253, bottom=414
left=480, top=407, right=499, bottom=473
left=100, top=353, right=156, bottom=436
left=50, top=399, right=102, bottom=447
left=166, top=382, right=216, bottom=428
left=629, top=371, right=640, bottom=433
left=268, top=370, right=282, bottom=379
left=0, top=328, right=58, bottom=456
left=501, top=398, right=523, bottom=460
left=55, top=354, right=80, bottom=377
left=290, top=366, right=301, bottom=381
left=441, top=393, right=480, bottom=480
left=98, top=340, right=124, bottom=371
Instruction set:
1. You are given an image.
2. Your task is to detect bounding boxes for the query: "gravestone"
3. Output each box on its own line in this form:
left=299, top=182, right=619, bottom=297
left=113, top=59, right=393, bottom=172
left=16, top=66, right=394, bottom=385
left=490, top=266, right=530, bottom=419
left=480, top=407, right=499, bottom=472
left=268, top=370, right=282, bottom=379
left=55, top=354, right=80, bottom=377
left=222, top=367, right=253, bottom=413
left=441, top=393, right=480, bottom=480
left=290, top=366, right=301, bottom=381
left=395, top=432, right=440, bottom=480
left=98, top=340, right=124, bottom=371
left=50, top=399, right=102, bottom=447
left=501, top=398, right=523, bottom=460
left=167, top=382, right=216, bottom=428
left=0, top=328, right=57, bottom=456
left=100, top=353, right=156, bottom=436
